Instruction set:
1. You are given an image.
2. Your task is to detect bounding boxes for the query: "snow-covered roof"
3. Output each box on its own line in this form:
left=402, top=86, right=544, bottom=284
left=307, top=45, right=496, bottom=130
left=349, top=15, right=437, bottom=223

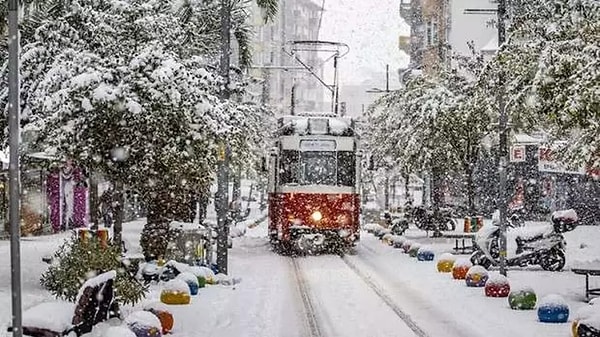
left=512, top=133, right=543, bottom=145
left=277, top=115, right=357, bottom=137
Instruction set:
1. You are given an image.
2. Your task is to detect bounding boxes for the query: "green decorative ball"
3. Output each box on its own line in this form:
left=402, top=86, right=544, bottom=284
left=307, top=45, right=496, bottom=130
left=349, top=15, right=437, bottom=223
left=509, top=288, right=537, bottom=310
left=197, top=276, right=206, bottom=288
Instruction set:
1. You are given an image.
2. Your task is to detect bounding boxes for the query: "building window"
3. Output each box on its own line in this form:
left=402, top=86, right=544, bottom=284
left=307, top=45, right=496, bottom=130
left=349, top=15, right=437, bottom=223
left=426, top=18, right=438, bottom=46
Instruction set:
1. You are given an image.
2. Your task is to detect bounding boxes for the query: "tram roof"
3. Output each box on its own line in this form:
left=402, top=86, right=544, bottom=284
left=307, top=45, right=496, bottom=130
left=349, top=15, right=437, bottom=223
left=276, top=114, right=357, bottom=137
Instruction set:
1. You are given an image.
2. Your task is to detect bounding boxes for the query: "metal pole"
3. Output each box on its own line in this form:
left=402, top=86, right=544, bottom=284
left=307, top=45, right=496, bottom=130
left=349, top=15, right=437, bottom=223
left=384, top=175, right=390, bottom=210
left=497, top=0, right=508, bottom=277
left=8, top=0, right=23, bottom=334
left=385, top=64, right=390, bottom=92
left=217, top=0, right=231, bottom=274
left=216, top=143, right=230, bottom=274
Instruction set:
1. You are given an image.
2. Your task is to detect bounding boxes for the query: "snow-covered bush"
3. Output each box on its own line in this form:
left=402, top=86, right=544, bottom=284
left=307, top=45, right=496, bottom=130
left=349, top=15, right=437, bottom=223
left=41, top=236, right=147, bottom=305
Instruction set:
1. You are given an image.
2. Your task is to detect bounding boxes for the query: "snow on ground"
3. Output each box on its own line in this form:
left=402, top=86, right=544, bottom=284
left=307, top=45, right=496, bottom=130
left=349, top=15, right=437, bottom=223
left=357, top=221, right=600, bottom=337
left=296, top=255, right=418, bottom=336
left=0, top=181, right=306, bottom=337
left=1, top=179, right=599, bottom=337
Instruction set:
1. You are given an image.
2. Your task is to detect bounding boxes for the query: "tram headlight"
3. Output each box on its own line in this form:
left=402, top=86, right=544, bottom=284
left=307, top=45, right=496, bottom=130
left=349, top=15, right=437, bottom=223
left=311, top=211, right=323, bottom=222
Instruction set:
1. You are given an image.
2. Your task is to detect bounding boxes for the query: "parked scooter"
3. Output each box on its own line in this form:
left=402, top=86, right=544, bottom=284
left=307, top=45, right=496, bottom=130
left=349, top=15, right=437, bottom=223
left=407, top=205, right=457, bottom=233
left=470, top=209, right=579, bottom=271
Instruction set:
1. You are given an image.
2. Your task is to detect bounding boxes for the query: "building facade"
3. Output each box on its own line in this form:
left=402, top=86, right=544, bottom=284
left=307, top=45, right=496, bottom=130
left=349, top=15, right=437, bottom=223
left=250, top=0, right=325, bottom=116
left=399, top=0, right=498, bottom=75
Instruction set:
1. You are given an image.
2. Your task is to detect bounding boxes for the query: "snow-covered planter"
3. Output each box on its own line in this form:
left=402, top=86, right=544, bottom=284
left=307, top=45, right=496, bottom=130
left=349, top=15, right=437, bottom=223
left=408, top=243, right=422, bottom=257
left=143, top=302, right=174, bottom=334
left=176, top=272, right=200, bottom=295
left=402, top=240, right=413, bottom=253
left=508, top=287, right=537, bottom=310
left=160, top=279, right=191, bottom=305
left=417, top=246, right=435, bottom=261
left=465, top=265, right=489, bottom=287
left=452, top=258, right=472, bottom=280
left=537, top=294, right=569, bottom=323
left=437, top=253, right=456, bottom=273
left=484, top=273, right=510, bottom=297
left=125, top=311, right=163, bottom=337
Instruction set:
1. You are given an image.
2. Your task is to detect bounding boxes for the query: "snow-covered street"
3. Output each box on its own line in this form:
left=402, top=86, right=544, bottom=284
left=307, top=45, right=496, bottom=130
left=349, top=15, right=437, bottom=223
left=2, top=211, right=599, bottom=337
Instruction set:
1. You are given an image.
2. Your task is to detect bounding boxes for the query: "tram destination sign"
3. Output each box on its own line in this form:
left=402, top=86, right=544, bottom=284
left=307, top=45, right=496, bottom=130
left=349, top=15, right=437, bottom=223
left=299, top=139, right=337, bottom=151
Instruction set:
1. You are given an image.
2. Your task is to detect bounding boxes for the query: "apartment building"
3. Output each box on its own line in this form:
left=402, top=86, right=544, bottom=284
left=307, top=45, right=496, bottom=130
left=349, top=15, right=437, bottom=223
left=399, top=0, right=498, bottom=74
left=250, top=0, right=325, bottom=115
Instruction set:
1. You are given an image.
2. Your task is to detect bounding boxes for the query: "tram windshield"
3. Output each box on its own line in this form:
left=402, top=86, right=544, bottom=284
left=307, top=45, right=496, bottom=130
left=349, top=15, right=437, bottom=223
left=279, top=150, right=355, bottom=186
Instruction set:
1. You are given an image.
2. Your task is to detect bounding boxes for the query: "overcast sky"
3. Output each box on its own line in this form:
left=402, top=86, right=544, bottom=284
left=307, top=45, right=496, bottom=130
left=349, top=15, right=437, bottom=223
left=318, top=0, right=411, bottom=86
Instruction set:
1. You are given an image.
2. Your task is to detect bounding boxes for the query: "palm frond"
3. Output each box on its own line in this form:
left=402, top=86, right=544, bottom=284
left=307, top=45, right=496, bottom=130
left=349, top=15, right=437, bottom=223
left=234, top=23, right=253, bottom=69
left=176, top=0, right=193, bottom=24
left=255, top=0, right=277, bottom=23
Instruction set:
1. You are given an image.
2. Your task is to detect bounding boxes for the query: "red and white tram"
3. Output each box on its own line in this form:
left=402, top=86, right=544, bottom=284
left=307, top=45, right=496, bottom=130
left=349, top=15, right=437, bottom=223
left=267, top=113, right=362, bottom=253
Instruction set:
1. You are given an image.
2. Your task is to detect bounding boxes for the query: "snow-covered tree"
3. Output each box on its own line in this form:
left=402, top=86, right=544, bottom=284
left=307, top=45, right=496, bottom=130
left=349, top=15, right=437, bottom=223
left=0, top=0, right=276, bottom=259
left=366, top=52, right=493, bottom=211
left=490, top=0, right=600, bottom=169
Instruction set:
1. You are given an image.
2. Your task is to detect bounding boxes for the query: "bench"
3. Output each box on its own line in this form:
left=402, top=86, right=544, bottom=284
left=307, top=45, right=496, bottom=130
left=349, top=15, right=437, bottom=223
left=443, top=233, right=476, bottom=254
left=572, top=267, right=600, bottom=301
left=8, top=270, right=117, bottom=337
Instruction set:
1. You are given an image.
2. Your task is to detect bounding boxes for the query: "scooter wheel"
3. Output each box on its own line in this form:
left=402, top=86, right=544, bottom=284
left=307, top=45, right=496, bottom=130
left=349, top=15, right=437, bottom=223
left=540, top=249, right=566, bottom=271
left=471, top=251, right=492, bottom=269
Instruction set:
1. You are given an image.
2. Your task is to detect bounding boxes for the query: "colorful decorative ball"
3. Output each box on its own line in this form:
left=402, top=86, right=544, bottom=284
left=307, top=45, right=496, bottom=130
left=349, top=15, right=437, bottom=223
left=125, top=311, right=163, bottom=337
left=571, top=303, right=600, bottom=337
left=102, top=326, right=136, bottom=337
left=465, top=265, right=489, bottom=287
left=437, top=253, right=456, bottom=273
left=197, top=276, right=207, bottom=288
left=160, top=279, right=191, bottom=305
left=417, top=246, right=435, bottom=261
left=393, top=236, right=406, bottom=249
left=537, top=294, right=569, bottom=323
left=190, top=266, right=216, bottom=285
left=176, top=272, right=200, bottom=295
left=408, top=243, right=422, bottom=257
left=484, top=273, right=510, bottom=297
left=402, top=240, right=413, bottom=254
left=452, top=258, right=473, bottom=280
left=508, top=287, right=537, bottom=310
left=382, top=233, right=394, bottom=245
left=575, top=321, right=600, bottom=337
left=143, top=302, right=174, bottom=334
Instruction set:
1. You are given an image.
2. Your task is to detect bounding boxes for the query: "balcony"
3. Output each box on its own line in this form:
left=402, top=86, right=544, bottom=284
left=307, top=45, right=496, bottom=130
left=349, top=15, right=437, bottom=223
left=399, top=0, right=412, bottom=22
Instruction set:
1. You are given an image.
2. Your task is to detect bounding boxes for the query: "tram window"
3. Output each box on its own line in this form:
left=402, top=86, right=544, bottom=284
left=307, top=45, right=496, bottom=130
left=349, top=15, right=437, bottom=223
left=279, top=150, right=300, bottom=184
left=337, top=151, right=355, bottom=186
left=301, top=151, right=336, bottom=185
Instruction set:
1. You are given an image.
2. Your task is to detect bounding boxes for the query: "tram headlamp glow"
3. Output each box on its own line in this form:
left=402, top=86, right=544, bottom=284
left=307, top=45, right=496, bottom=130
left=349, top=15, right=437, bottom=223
left=311, top=211, right=323, bottom=222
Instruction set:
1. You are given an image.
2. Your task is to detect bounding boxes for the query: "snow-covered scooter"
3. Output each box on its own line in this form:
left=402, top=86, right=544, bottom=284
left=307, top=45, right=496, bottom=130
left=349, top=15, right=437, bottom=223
left=470, top=209, right=579, bottom=271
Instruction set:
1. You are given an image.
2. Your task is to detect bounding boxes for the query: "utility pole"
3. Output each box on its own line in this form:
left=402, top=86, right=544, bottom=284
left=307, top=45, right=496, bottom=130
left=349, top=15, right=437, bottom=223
left=217, top=0, right=232, bottom=275
left=497, top=0, right=508, bottom=277
left=8, top=0, right=23, bottom=334
left=385, top=64, right=389, bottom=92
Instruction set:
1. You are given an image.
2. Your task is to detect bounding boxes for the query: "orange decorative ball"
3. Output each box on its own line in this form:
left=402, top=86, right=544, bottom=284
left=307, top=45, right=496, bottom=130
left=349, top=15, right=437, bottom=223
left=452, top=258, right=473, bottom=280
left=155, top=311, right=174, bottom=334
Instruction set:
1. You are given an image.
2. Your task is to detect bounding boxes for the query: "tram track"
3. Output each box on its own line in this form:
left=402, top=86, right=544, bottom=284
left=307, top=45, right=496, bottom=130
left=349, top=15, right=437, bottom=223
left=290, top=252, right=428, bottom=337
left=291, top=257, right=324, bottom=337
left=340, top=254, right=430, bottom=337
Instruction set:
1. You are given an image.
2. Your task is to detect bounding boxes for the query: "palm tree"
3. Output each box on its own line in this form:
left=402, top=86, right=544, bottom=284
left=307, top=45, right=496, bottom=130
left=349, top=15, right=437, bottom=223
left=176, top=0, right=278, bottom=69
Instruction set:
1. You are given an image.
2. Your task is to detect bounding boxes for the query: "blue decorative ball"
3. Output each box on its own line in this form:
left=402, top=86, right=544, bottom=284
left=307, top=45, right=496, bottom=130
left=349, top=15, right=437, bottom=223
left=538, top=295, right=569, bottom=323
left=417, top=249, right=435, bottom=261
